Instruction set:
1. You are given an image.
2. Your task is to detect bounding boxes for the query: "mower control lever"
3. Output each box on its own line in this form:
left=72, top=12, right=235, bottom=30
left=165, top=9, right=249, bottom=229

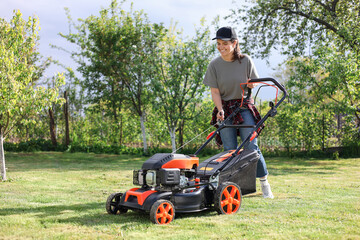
left=268, top=101, right=277, bottom=117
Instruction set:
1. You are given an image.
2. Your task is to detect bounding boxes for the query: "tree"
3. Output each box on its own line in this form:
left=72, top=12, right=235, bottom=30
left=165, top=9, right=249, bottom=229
left=230, top=0, right=360, bottom=57
left=230, top=0, right=360, bottom=140
left=152, top=22, right=215, bottom=152
left=0, top=11, right=64, bottom=181
left=285, top=48, right=359, bottom=145
left=60, top=1, right=166, bottom=153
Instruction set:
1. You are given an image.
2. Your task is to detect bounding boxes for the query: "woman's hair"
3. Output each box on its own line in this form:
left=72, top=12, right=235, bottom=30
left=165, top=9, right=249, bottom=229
left=232, top=39, right=244, bottom=63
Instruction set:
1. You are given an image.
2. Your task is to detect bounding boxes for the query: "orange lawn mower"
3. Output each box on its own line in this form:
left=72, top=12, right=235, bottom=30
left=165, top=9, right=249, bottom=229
left=106, top=78, right=287, bottom=224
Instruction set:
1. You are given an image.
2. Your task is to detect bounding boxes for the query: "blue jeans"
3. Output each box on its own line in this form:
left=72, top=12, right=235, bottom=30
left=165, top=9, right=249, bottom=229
left=219, top=109, right=268, bottom=178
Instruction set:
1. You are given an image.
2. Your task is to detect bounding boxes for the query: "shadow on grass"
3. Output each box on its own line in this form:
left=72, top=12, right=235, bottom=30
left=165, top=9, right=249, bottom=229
left=0, top=202, right=102, bottom=218
left=0, top=200, right=219, bottom=226
left=62, top=209, right=218, bottom=226
left=58, top=210, right=152, bottom=226
left=0, top=201, right=153, bottom=226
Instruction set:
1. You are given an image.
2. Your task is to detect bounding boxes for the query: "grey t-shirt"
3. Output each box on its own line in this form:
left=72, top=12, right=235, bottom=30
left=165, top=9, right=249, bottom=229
left=203, top=54, right=259, bottom=101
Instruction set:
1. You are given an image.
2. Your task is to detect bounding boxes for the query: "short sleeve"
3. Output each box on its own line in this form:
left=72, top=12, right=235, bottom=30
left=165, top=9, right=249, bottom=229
left=247, top=56, right=259, bottom=79
left=203, top=61, right=219, bottom=88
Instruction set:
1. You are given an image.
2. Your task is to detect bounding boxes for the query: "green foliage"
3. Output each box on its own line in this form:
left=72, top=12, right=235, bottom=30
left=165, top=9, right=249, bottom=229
left=0, top=11, right=64, bottom=136
left=284, top=47, right=360, bottom=145
left=2, top=1, right=359, bottom=159
left=4, top=139, right=64, bottom=152
left=230, top=0, right=360, bottom=57
left=58, top=1, right=217, bottom=153
left=151, top=22, right=216, bottom=151
left=228, top=0, right=360, bottom=153
left=59, top=0, right=168, bottom=153
left=0, top=10, right=65, bottom=180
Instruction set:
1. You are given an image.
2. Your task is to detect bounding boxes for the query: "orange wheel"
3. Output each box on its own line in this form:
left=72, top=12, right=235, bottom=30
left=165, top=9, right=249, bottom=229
left=150, top=200, right=175, bottom=224
left=214, top=182, right=242, bottom=215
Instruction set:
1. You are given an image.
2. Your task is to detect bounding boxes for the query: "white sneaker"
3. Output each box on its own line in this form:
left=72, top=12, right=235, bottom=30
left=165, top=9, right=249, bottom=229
left=261, top=180, right=274, bottom=199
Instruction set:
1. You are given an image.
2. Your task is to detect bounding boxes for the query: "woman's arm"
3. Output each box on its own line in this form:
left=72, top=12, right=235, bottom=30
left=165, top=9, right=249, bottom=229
left=210, top=87, right=224, bottom=121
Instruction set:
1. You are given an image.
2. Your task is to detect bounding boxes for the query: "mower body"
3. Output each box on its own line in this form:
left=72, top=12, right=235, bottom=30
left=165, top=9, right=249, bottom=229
left=110, top=150, right=259, bottom=214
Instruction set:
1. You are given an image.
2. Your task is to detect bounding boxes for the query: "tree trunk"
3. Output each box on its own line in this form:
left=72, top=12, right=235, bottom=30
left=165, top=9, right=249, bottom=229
left=178, top=119, right=184, bottom=148
left=170, top=127, right=176, bottom=153
left=322, top=114, right=325, bottom=151
left=0, top=133, right=6, bottom=181
left=140, top=113, right=148, bottom=154
left=118, top=104, right=123, bottom=146
left=64, top=91, right=70, bottom=146
left=48, top=108, right=57, bottom=147
left=119, top=113, right=123, bottom=146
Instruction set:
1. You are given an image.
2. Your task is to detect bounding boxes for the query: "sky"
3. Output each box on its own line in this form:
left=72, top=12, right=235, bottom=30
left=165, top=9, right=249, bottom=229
left=1, top=0, right=283, bottom=100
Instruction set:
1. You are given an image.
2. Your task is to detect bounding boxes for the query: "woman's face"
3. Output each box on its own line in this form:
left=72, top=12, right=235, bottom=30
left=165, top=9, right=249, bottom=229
left=217, top=39, right=237, bottom=61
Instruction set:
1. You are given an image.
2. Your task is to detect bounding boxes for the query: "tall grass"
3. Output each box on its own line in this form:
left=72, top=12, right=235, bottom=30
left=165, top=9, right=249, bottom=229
left=0, top=152, right=359, bottom=239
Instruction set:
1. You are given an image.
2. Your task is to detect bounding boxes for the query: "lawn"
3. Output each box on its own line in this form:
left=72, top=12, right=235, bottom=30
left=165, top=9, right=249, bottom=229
left=0, top=152, right=359, bottom=239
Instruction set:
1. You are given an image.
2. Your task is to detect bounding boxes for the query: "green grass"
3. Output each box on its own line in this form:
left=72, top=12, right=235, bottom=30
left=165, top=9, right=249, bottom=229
left=0, top=152, right=359, bottom=240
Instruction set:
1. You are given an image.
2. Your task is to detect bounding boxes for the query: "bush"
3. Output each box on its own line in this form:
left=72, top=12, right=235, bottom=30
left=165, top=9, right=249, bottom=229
left=4, top=139, right=62, bottom=152
left=3, top=138, right=360, bottom=158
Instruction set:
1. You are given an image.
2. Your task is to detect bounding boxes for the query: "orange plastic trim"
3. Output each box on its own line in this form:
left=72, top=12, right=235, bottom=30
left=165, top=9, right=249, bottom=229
left=206, top=131, right=215, bottom=140
left=195, top=177, right=200, bottom=189
left=124, top=188, right=157, bottom=205
left=250, top=131, right=258, bottom=142
left=215, top=150, right=236, bottom=162
left=162, top=157, right=199, bottom=169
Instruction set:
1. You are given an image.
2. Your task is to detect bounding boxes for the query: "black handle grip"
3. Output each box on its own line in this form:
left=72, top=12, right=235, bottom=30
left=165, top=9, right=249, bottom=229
left=248, top=78, right=287, bottom=94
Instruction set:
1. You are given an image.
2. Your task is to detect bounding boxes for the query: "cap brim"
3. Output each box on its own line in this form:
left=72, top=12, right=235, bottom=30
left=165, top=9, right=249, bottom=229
left=212, top=37, right=232, bottom=41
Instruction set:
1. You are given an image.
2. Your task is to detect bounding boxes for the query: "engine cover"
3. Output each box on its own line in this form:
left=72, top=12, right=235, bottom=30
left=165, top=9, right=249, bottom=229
left=142, top=153, right=199, bottom=170
left=160, top=168, right=180, bottom=185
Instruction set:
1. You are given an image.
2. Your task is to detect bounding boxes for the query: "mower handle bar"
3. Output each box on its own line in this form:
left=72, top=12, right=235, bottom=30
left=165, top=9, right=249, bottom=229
left=248, top=77, right=286, bottom=93
left=209, top=78, right=287, bottom=175
left=249, top=77, right=287, bottom=109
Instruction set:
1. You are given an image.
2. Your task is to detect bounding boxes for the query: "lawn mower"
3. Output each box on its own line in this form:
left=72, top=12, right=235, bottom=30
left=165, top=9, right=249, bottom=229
left=106, top=78, right=287, bottom=224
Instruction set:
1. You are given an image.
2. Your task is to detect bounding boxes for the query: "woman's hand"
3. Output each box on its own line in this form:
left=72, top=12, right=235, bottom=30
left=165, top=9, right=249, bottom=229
left=217, top=109, right=225, bottom=121
left=247, top=78, right=258, bottom=89
left=210, top=87, right=225, bottom=121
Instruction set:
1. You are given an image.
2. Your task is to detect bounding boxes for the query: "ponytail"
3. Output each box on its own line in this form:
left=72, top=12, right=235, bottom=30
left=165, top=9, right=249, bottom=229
left=232, top=39, right=244, bottom=63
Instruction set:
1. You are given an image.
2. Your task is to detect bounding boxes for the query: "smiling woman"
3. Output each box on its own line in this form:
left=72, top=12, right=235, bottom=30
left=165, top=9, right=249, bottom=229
left=203, top=26, right=274, bottom=199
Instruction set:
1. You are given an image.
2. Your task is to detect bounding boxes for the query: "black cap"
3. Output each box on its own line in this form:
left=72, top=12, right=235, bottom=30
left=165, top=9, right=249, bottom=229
left=212, top=26, right=238, bottom=41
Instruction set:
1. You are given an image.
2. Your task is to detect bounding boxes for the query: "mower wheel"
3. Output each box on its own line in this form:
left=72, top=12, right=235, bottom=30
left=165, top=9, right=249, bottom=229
left=106, top=192, right=128, bottom=215
left=150, top=200, right=175, bottom=225
left=214, top=182, right=242, bottom=215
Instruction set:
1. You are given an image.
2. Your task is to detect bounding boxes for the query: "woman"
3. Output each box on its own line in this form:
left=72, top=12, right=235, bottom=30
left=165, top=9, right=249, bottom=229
left=203, top=26, right=274, bottom=198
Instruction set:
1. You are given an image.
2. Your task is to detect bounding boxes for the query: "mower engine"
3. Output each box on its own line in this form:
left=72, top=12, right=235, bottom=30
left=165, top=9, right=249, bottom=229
left=133, top=153, right=199, bottom=191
